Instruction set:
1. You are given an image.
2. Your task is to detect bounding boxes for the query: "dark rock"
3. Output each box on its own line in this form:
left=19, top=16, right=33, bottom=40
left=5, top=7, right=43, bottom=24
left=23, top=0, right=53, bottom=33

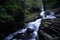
left=39, top=18, right=60, bottom=40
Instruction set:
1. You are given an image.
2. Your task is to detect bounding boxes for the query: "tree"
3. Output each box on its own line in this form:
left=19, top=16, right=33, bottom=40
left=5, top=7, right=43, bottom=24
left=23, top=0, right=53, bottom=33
left=0, top=0, right=25, bottom=39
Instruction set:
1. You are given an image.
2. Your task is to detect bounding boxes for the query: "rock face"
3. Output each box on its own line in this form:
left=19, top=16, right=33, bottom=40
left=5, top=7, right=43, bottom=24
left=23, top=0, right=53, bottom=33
left=54, top=7, right=60, bottom=18
left=39, top=18, right=60, bottom=40
left=38, top=9, right=60, bottom=40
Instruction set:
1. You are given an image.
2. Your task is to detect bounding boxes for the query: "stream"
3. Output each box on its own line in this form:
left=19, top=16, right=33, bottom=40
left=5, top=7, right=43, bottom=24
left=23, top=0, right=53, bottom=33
left=4, top=0, right=56, bottom=40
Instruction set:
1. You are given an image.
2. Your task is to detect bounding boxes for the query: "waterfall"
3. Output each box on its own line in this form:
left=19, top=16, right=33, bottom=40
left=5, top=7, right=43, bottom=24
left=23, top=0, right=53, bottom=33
left=40, top=0, right=56, bottom=19
left=41, top=0, right=44, bottom=12
left=4, top=19, right=42, bottom=40
left=40, top=0, right=45, bottom=18
left=4, top=0, right=56, bottom=40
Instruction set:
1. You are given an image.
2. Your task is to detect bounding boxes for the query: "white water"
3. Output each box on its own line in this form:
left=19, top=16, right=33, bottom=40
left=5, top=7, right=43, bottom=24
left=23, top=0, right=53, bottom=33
left=40, top=0, right=45, bottom=18
left=40, top=0, right=56, bottom=19
left=4, top=12, right=56, bottom=40
left=4, top=19, right=42, bottom=40
left=4, top=0, right=56, bottom=40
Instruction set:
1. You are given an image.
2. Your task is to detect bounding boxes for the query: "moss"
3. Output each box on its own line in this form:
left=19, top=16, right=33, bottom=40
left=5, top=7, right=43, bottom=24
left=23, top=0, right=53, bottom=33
left=25, top=12, right=39, bottom=22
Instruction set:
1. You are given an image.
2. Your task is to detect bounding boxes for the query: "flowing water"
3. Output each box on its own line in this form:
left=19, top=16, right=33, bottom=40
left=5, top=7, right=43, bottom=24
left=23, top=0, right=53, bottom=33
left=4, top=0, right=56, bottom=40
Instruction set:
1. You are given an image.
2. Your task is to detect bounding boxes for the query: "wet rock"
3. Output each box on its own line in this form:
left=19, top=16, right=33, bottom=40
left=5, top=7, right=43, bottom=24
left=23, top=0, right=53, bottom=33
left=54, top=7, right=60, bottom=18
left=39, top=18, right=60, bottom=40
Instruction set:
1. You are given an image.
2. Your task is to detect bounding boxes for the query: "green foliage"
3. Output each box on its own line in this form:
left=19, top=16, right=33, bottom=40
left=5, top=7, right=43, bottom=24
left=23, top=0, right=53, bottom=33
left=0, top=0, right=25, bottom=38
left=25, top=12, right=39, bottom=22
left=0, top=7, right=14, bottom=23
left=45, top=0, right=60, bottom=9
left=0, top=0, right=60, bottom=39
left=24, top=0, right=42, bottom=22
left=24, top=0, right=60, bottom=22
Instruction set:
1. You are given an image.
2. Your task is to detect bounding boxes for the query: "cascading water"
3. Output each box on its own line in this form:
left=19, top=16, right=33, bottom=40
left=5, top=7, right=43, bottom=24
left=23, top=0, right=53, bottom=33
left=40, top=0, right=45, bottom=18
left=4, top=0, right=56, bottom=40
left=4, top=19, right=42, bottom=40
left=46, top=11, right=56, bottom=19
left=40, top=0, right=56, bottom=19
